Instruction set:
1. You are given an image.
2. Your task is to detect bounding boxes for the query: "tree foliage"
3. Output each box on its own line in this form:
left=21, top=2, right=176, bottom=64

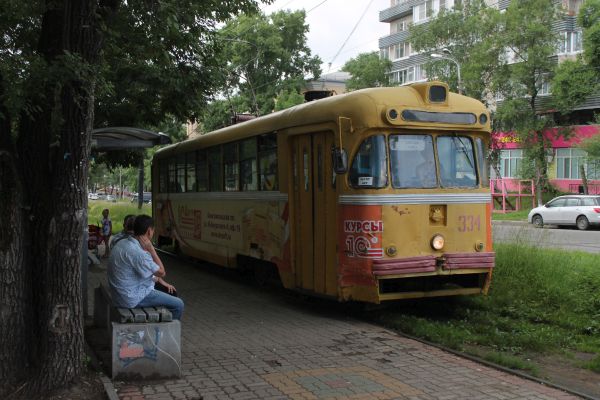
left=0, top=0, right=267, bottom=396
left=552, top=0, right=600, bottom=112
left=341, top=51, right=391, bottom=91
left=410, top=0, right=504, bottom=102
left=410, top=0, right=566, bottom=202
left=200, top=10, right=321, bottom=131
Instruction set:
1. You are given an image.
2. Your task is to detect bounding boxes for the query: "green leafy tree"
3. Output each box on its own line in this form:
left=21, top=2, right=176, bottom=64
left=0, top=0, right=266, bottom=396
left=409, top=0, right=504, bottom=102
left=552, top=0, right=600, bottom=113
left=341, top=51, right=392, bottom=90
left=411, top=0, right=564, bottom=204
left=275, top=86, right=305, bottom=111
left=493, top=0, right=562, bottom=204
left=210, top=10, right=321, bottom=120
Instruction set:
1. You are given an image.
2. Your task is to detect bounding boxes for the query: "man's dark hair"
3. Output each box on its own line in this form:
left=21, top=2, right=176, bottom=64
left=123, top=214, right=136, bottom=233
left=133, top=214, right=154, bottom=236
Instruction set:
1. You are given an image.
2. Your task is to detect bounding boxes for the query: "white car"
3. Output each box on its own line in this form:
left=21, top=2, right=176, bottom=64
left=88, top=192, right=99, bottom=200
left=527, top=195, right=600, bottom=230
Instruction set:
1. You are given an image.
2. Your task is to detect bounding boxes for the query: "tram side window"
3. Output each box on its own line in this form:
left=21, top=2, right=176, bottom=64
left=259, top=134, right=278, bottom=191
left=195, top=149, right=208, bottom=192
left=437, top=136, right=478, bottom=188
left=176, top=154, right=186, bottom=192
left=208, top=147, right=223, bottom=192
left=186, top=152, right=196, bottom=192
left=389, top=135, right=436, bottom=188
left=168, top=157, right=178, bottom=192
left=159, top=160, right=168, bottom=193
left=349, top=135, right=388, bottom=188
left=223, top=142, right=239, bottom=191
left=475, top=138, right=489, bottom=186
left=240, top=138, right=258, bottom=191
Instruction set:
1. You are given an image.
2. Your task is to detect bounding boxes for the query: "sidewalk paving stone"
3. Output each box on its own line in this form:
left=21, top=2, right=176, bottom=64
left=88, top=257, right=582, bottom=400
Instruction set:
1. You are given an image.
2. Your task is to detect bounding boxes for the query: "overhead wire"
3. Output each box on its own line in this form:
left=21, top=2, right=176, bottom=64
left=307, top=0, right=330, bottom=13
left=327, top=0, right=375, bottom=72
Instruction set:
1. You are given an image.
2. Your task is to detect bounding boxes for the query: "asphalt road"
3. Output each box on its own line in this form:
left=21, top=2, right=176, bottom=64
left=492, top=221, right=600, bottom=253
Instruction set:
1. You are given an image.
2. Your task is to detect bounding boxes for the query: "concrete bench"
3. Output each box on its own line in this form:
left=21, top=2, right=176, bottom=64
left=93, top=284, right=181, bottom=380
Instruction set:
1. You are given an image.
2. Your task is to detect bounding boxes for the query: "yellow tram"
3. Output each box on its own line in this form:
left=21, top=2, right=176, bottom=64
left=152, top=81, right=494, bottom=303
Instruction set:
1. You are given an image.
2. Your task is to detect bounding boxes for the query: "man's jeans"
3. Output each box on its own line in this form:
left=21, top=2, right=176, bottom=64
left=137, top=289, right=184, bottom=320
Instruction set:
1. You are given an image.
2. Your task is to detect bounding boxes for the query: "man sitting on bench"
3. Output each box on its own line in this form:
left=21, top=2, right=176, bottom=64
left=107, top=214, right=184, bottom=320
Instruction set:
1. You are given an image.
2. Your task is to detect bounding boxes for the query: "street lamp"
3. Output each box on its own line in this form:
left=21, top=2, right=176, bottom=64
left=431, top=51, right=462, bottom=94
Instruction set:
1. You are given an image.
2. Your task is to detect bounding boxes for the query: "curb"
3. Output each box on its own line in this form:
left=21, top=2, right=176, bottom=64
left=383, top=328, right=600, bottom=400
left=492, top=220, right=529, bottom=226
left=84, top=334, right=118, bottom=400
left=100, top=375, right=119, bottom=400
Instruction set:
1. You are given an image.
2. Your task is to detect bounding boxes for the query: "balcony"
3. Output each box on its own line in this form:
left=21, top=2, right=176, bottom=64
left=379, top=0, right=420, bottom=22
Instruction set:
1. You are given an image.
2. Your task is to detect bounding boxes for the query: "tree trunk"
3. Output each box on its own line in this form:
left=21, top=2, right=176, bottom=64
left=580, top=164, right=588, bottom=194
left=0, top=0, right=101, bottom=396
left=0, top=85, right=31, bottom=397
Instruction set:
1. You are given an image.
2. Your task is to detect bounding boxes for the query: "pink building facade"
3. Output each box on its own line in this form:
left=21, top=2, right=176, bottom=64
left=492, top=125, right=600, bottom=194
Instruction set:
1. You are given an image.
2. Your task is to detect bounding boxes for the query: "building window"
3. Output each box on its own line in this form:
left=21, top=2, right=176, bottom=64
left=390, top=18, right=410, bottom=33
left=380, top=47, right=389, bottom=60
left=557, top=148, right=586, bottom=179
left=537, top=75, right=552, bottom=96
left=407, top=66, right=415, bottom=82
left=391, top=69, right=408, bottom=84
left=499, top=149, right=523, bottom=178
left=413, top=0, right=433, bottom=23
left=558, top=30, right=583, bottom=54
left=586, top=159, right=600, bottom=180
left=416, top=64, right=427, bottom=80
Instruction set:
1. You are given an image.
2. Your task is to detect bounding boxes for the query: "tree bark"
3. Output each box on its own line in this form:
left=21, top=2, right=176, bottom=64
left=0, top=82, right=31, bottom=397
left=580, top=164, right=588, bottom=194
left=1, top=0, right=101, bottom=396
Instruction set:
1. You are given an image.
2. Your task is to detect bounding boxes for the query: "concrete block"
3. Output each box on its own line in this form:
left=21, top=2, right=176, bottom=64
left=131, top=308, right=147, bottom=323
left=115, top=308, right=135, bottom=323
left=143, top=307, right=160, bottom=322
left=157, top=307, right=172, bottom=322
left=111, top=320, right=181, bottom=380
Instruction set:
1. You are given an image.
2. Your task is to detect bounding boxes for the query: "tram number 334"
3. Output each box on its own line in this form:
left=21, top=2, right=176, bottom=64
left=458, top=215, right=481, bottom=232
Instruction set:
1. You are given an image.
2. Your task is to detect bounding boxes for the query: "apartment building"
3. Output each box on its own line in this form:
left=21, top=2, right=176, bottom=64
left=378, top=0, right=600, bottom=194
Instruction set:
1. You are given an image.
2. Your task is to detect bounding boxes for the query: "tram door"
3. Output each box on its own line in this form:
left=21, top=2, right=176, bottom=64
left=292, top=133, right=337, bottom=296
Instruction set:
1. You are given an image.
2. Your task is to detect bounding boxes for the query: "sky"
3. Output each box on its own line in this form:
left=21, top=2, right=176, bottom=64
left=260, top=0, right=390, bottom=74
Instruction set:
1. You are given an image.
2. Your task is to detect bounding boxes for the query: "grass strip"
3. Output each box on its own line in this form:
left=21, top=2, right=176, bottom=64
left=367, top=243, right=600, bottom=373
left=88, top=200, right=151, bottom=233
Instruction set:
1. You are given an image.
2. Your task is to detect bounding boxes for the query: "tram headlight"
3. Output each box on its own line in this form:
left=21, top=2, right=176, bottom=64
left=431, top=234, right=445, bottom=250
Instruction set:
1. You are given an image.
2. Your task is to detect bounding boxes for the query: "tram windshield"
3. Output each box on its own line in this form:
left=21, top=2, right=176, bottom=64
left=348, top=135, right=388, bottom=188
left=437, top=136, right=478, bottom=188
left=390, top=135, right=436, bottom=188
left=350, top=134, right=479, bottom=189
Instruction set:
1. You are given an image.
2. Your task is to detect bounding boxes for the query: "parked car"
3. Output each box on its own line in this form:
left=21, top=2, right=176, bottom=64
left=106, top=194, right=116, bottom=202
left=527, top=195, right=600, bottom=230
left=88, top=192, right=99, bottom=200
left=131, top=192, right=152, bottom=203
